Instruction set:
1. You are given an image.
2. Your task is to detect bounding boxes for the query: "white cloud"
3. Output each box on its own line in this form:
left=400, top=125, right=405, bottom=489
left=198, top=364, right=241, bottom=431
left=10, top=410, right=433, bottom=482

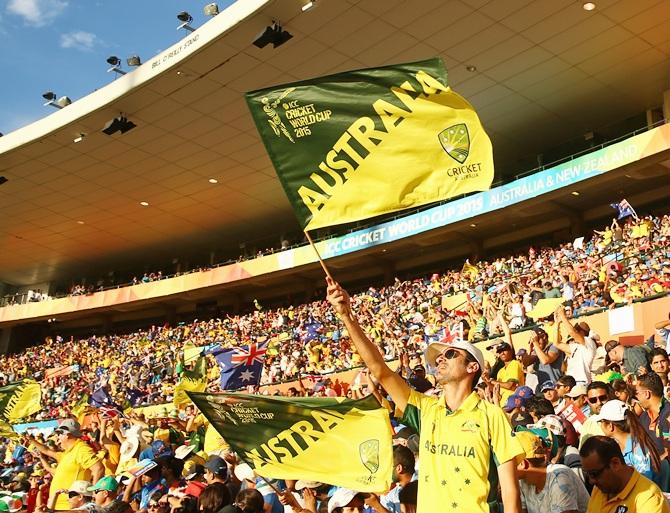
left=6, top=0, right=68, bottom=27
left=60, top=30, right=97, bottom=51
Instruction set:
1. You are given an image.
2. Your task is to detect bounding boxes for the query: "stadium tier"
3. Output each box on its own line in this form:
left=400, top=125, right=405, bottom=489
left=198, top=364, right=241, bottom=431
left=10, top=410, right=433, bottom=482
left=1, top=1, right=670, bottom=512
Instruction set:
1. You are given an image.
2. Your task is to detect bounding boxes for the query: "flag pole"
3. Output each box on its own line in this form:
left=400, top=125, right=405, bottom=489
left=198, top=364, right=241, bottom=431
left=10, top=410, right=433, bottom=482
left=304, top=230, right=334, bottom=281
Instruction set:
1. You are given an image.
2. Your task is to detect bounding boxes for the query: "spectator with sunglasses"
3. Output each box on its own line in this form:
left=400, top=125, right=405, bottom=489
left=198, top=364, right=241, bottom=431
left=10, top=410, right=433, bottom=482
left=579, top=382, right=613, bottom=447
left=580, top=436, right=670, bottom=513
left=326, top=278, right=523, bottom=513
left=147, top=494, right=169, bottom=513
left=46, top=481, right=96, bottom=512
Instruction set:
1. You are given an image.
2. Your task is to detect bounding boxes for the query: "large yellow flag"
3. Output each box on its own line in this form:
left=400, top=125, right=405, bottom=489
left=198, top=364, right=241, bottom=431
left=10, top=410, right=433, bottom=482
left=246, top=58, right=494, bottom=231
left=188, top=392, right=393, bottom=492
left=0, top=380, right=41, bottom=421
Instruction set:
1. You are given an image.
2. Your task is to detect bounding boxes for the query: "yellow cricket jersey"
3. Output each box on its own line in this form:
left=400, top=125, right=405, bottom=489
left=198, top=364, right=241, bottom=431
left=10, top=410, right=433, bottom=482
left=401, top=390, right=523, bottom=513
left=496, top=360, right=524, bottom=404
left=586, top=469, right=670, bottom=513
left=50, top=440, right=100, bottom=510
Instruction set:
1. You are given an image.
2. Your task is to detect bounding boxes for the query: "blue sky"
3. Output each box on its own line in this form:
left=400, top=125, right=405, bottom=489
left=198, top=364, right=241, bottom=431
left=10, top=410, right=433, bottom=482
left=0, top=0, right=236, bottom=135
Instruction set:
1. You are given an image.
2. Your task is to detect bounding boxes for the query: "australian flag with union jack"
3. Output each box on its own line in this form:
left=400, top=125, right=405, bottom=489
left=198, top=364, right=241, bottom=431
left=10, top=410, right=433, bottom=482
left=207, top=341, right=268, bottom=390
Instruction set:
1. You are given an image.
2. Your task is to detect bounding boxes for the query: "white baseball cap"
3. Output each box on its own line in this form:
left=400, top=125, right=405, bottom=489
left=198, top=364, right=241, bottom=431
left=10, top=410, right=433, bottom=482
left=426, top=339, right=485, bottom=370
left=327, top=488, right=358, bottom=513
left=591, top=399, right=628, bottom=422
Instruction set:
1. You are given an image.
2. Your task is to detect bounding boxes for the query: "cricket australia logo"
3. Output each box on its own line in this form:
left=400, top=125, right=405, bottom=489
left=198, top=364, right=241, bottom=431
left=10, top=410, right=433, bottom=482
left=439, top=123, right=470, bottom=163
left=261, top=88, right=296, bottom=144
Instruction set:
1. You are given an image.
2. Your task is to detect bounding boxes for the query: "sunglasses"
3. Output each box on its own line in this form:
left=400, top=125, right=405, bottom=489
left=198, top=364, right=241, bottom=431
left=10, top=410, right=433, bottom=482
left=584, top=461, right=611, bottom=479
left=587, top=395, right=608, bottom=404
left=68, top=492, right=81, bottom=499
left=442, top=349, right=463, bottom=360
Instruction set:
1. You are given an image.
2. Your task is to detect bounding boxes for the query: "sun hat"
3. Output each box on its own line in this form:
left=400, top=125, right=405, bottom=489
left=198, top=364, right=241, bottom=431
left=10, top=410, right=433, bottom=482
left=233, top=463, right=255, bottom=483
left=54, top=419, right=81, bottom=437
left=203, top=455, right=228, bottom=478
left=88, top=476, right=119, bottom=493
left=425, top=339, right=485, bottom=371
left=566, top=383, right=587, bottom=398
left=68, top=480, right=93, bottom=497
left=539, top=381, right=556, bottom=392
left=327, top=488, right=358, bottom=513
left=530, top=415, right=566, bottom=437
left=591, top=399, right=628, bottom=423
left=515, top=431, right=547, bottom=460
left=295, top=480, right=322, bottom=491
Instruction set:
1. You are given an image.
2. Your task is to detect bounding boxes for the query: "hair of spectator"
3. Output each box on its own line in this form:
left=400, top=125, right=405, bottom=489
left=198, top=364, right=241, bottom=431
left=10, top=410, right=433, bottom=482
left=579, top=435, right=625, bottom=465
left=608, top=410, right=662, bottom=472
left=556, top=375, right=576, bottom=388
left=610, top=379, right=635, bottom=398
left=525, top=396, right=554, bottom=417
left=649, top=347, right=669, bottom=362
left=586, top=381, right=614, bottom=398
left=398, top=480, right=418, bottom=506
left=637, top=372, right=664, bottom=398
left=393, top=445, right=415, bottom=475
left=198, top=483, right=231, bottom=513
left=234, top=489, right=264, bottom=513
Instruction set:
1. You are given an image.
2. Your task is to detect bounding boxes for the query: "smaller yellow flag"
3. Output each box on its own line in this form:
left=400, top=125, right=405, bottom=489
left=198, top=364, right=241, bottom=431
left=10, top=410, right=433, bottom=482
left=527, top=298, right=565, bottom=320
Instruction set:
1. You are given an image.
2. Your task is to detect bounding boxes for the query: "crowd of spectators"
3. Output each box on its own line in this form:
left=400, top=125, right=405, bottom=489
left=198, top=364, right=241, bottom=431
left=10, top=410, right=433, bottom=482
left=0, top=214, right=668, bottom=422
left=0, top=213, right=669, bottom=512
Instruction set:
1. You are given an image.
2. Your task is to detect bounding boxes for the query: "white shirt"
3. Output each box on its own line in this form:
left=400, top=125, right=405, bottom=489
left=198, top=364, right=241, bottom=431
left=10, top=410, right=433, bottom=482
left=565, top=336, right=596, bottom=384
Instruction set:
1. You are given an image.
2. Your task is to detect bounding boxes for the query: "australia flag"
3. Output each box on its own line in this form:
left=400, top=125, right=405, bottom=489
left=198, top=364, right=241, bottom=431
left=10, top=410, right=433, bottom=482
left=89, top=386, right=122, bottom=415
left=209, top=342, right=268, bottom=390
left=610, top=198, right=638, bottom=220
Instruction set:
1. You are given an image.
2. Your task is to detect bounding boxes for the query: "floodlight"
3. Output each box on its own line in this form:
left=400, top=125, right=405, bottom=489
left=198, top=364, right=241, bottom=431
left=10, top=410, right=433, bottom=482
left=106, top=55, right=126, bottom=75
left=301, top=1, right=315, bottom=12
left=253, top=23, right=293, bottom=49
left=204, top=3, right=219, bottom=16
left=73, top=133, right=85, bottom=143
left=55, top=96, right=72, bottom=108
left=177, top=11, right=195, bottom=32
left=126, top=55, right=141, bottom=67
left=43, top=91, right=70, bottom=109
left=102, top=116, right=137, bottom=136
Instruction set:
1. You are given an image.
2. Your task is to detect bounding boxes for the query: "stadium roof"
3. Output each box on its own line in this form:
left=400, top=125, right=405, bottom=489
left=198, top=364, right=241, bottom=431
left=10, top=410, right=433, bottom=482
left=0, top=0, right=669, bottom=287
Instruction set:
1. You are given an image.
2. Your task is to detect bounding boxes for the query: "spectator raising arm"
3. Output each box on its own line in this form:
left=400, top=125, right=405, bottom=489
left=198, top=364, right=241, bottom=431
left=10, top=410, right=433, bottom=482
left=326, top=277, right=410, bottom=412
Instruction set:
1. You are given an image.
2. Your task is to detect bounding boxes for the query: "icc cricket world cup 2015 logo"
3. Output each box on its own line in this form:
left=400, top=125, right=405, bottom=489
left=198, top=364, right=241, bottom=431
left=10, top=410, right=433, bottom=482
left=262, top=87, right=296, bottom=144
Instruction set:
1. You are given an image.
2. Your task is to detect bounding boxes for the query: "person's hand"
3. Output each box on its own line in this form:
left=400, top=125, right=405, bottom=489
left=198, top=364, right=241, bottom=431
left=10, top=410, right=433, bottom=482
left=363, top=493, right=382, bottom=508
left=278, top=490, right=299, bottom=508
left=637, top=366, right=648, bottom=377
left=326, top=277, right=351, bottom=317
left=302, top=488, right=317, bottom=512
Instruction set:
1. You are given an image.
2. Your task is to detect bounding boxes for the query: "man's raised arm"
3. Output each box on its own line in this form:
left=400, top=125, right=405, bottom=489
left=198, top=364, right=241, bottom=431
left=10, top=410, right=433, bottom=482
left=326, top=277, right=410, bottom=411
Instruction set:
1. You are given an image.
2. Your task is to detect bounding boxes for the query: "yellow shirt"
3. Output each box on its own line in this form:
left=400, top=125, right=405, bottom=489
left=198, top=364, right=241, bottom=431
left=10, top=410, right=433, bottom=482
left=586, top=469, right=670, bottom=513
left=579, top=416, right=606, bottom=448
left=204, top=423, right=231, bottom=455
left=402, top=390, right=523, bottom=513
left=50, top=440, right=100, bottom=510
left=496, top=360, right=524, bottom=404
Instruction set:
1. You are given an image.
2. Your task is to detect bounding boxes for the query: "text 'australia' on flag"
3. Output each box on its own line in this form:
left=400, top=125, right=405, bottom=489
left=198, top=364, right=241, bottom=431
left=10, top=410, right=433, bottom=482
left=208, top=342, right=268, bottom=390
left=186, top=392, right=393, bottom=492
left=245, top=57, right=494, bottom=231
